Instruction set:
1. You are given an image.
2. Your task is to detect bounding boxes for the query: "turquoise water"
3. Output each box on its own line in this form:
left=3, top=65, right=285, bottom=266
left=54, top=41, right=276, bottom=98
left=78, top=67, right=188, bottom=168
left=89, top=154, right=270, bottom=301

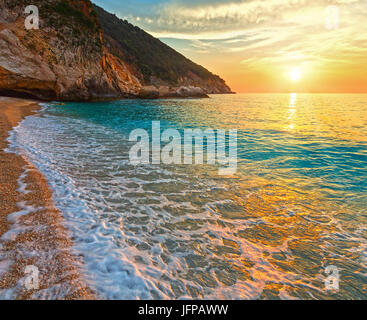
left=11, top=94, right=367, bottom=299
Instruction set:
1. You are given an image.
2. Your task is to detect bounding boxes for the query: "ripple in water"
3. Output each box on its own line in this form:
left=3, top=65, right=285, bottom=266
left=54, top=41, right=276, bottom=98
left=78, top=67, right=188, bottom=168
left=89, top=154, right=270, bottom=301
left=9, top=94, right=367, bottom=299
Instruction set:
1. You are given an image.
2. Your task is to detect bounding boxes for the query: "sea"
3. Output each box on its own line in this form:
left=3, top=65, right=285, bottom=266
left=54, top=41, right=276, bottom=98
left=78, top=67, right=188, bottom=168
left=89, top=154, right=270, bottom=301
left=8, top=93, right=367, bottom=299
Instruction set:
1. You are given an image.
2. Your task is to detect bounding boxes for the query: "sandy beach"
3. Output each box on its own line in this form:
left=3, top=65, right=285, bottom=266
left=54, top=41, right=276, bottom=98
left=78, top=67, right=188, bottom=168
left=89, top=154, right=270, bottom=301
left=0, top=97, right=94, bottom=300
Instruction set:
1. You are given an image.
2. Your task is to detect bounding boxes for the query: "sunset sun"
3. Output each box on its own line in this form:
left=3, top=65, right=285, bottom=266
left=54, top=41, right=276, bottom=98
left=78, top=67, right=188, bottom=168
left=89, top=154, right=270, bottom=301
left=289, top=68, right=302, bottom=82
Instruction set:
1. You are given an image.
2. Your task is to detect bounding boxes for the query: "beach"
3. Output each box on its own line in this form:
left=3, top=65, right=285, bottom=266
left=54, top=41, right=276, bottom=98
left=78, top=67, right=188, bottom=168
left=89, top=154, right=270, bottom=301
left=0, top=94, right=365, bottom=299
left=0, top=97, right=94, bottom=300
left=1, top=0, right=366, bottom=303
left=9, top=94, right=363, bottom=300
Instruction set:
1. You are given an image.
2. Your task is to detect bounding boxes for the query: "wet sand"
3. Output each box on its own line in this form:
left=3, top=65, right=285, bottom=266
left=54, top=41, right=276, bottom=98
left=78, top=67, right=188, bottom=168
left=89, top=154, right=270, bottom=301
left=0, top=97, right=94, bottom=300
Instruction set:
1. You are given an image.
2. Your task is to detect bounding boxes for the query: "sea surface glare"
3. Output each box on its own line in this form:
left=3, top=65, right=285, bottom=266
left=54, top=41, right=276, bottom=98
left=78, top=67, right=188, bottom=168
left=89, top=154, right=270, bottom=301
left=9, top=94, right=367, bottom=299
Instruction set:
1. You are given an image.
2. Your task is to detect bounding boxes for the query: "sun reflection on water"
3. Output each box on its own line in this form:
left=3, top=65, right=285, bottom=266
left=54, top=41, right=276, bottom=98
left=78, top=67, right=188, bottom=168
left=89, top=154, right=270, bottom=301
left=14, top=94, right=367, bottom=299
left=287, top=93, right=297, bottom=131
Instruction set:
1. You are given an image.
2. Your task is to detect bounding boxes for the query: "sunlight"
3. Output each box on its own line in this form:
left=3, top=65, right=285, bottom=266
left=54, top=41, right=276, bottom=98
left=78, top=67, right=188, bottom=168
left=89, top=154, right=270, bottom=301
left=289, top=68, right=302, bottom=82
left=287, top=93, right=297, bottom=130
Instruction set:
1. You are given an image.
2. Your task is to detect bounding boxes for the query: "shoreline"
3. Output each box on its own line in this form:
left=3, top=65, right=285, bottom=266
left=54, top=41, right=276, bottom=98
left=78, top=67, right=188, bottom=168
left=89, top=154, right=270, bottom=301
left=0, top=91, right=236, bottom=104
left=0, top=97, right=94, bottom=300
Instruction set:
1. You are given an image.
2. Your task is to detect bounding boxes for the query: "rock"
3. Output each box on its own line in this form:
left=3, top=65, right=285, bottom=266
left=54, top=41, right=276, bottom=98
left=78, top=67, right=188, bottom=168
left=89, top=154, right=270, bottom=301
left=95, top=4, right=234, bottom=96
left=138, top=85, right=209, bottom=99
left=0, top=0, right=142, bottom=101
left=176, top=86, right=208, bottom=98
left=138, top=86, right=160, bottom=99
left=0, top=0, right=233, bottom=101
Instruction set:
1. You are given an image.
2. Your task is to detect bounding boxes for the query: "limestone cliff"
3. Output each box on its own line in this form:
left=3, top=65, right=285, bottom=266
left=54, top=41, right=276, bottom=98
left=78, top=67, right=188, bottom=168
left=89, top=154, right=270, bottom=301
left=0, top=0, right=141, bottom=101
left=0, top=0, right=233, bottom=101
left=94, top=5, right=233, bottom=95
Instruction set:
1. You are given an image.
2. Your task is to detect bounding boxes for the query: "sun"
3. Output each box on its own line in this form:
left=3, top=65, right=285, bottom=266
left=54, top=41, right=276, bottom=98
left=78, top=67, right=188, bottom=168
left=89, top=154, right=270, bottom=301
left=289, top=68, right=302, bottom=82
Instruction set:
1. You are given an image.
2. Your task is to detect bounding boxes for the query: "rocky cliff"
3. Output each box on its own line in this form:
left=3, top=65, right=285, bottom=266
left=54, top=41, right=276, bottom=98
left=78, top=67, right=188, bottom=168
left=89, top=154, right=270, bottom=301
left=94, top=4, right=233, bottom=96
left=0, top=0, right=232, bottom=101
left=0, top=0, right=141, bottom=101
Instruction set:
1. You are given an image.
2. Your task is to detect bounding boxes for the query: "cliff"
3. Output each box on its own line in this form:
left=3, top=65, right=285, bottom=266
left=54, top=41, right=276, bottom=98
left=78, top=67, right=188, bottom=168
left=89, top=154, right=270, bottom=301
left=93, top=5, right=233, bottom=96
left=0, top=0, right=233, bottom=101
left=0, top=0, right=141, bottom=101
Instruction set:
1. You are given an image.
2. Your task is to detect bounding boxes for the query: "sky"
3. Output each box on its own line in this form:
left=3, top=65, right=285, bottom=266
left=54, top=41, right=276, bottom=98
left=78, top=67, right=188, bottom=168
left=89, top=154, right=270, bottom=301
left=93, top=0, right=367, bottom=93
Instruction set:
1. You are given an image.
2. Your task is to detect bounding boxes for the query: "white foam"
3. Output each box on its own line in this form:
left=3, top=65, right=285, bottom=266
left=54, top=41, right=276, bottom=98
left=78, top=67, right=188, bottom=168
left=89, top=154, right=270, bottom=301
left=6, top=101, right=366, bottom=300
left=6, top=112, right=160, bottom=299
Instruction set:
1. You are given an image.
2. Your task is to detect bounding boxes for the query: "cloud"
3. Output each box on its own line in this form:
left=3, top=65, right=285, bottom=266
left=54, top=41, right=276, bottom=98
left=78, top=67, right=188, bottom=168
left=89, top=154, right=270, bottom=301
left=118, top=0, right=363, bottom=37
left=94, top=0, right=367, bottom=92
